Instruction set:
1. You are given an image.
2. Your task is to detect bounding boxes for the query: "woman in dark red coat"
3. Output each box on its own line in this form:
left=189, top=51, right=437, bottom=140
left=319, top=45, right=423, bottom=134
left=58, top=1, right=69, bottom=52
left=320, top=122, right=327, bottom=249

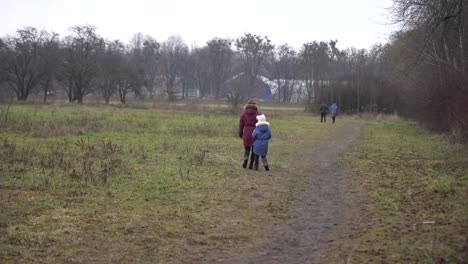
left=239, top=99, right=261, bottom=169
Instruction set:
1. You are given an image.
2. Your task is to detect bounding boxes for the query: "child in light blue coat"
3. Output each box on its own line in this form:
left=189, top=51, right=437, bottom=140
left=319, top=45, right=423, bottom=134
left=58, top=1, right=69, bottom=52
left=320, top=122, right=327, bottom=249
left=330, top=103, right=338, bottom=123
left=252, top=114, right=271, bottom=171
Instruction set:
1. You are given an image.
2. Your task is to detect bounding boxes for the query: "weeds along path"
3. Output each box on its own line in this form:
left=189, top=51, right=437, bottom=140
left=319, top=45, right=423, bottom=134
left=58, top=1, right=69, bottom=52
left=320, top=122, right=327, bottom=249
left=215, top=123, right=362, bottom=264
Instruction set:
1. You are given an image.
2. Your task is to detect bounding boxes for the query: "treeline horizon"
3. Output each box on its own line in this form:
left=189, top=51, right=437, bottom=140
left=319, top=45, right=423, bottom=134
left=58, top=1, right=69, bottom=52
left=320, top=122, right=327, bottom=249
left=0, top=26, right=388, bottom=109
left=0, top=1, right=467, bottom=139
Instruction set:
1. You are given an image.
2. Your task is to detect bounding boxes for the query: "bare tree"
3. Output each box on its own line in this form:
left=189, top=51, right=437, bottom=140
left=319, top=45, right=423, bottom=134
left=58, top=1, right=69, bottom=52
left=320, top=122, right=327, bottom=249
left=271, top=44, right=299, bottom=103
left=141, top=36, right=160, bottom=98
left=38, top=31, right=60, bottom=103
left=207, top=38, right=233, bottom=99
left=300, top=41, right=330, bottom=111
left=127, top=33, right=146, bottom=98
left=179, top=47, right=196, bottom=99
left=2, top=27, right=50, bottom=101
left=58, top=25, right=104, bottom=103
left=116, top=51, right=141, bottom=104
left=233, top=33, right=273, bottom=107
left=98, top=40, right=125, bottom=104
left=387, top=0, right=468, bottom=137
left=192, top=46, right=212, bottom=98
left=0, top=37, right=11, bottom=101
left=349, top=48, right=367, bottom=113
left=327, top=40, right=342, bottom=104
left=161, top=35, right=188, bottom=101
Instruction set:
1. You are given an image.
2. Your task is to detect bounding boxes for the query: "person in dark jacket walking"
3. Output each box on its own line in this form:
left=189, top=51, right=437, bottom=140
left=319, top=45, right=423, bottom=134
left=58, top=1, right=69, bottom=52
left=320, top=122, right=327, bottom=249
left=239, top=99, right=261, bottom=169
left=252, top=114, right=271, bottom=171
left=319, top=103, right=329, bottom=123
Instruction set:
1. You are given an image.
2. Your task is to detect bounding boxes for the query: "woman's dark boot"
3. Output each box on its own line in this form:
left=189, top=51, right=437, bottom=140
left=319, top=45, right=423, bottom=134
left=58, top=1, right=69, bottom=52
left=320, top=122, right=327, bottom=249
left=264, top=166, right=269, bottom=171
left=242, top=159, right=248, bottom=168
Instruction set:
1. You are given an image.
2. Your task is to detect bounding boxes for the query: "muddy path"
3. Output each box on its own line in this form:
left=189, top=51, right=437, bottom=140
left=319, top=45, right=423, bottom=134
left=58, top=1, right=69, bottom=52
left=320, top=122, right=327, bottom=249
left=213, top=123, right=362, bottom=264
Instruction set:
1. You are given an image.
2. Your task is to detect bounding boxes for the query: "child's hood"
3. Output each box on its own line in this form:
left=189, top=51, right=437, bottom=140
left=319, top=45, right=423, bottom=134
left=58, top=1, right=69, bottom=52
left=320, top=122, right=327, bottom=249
left=255, top=114, right=270, bottom=130
left=255, top=121, right=270, bottom=131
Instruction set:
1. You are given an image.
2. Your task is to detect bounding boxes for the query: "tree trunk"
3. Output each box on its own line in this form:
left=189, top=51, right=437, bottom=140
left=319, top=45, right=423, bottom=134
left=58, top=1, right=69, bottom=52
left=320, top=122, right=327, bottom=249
left=104, top=94, right=110, bottom=104
left=276, top=79, right=281, bottom=103
left=16, top=85, right=29, bottom=101
left=119, top=88, right=127, bottom=104
left=75, top=89, right=83, bottom=104
left=357, top=78, right=361, bottom=113
left=43, top=78, right=51, bottom=104
left=215, top=85, right=220, bottom=100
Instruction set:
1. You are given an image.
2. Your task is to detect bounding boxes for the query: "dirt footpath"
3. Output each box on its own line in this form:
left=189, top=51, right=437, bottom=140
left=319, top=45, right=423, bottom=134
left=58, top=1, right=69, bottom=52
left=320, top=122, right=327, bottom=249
left=215, top=123, right=362, bottom=264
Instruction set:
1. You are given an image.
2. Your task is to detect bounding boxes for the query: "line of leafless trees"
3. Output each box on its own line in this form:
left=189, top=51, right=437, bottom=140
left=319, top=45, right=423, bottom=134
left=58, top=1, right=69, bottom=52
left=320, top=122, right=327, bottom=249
left=0, top=0, right=467, bottom=138
left=0, top=26, right=233, bottom=105
left=386, top=0, right=468, bottom=138
left=0, top=26, right=397, bottom=112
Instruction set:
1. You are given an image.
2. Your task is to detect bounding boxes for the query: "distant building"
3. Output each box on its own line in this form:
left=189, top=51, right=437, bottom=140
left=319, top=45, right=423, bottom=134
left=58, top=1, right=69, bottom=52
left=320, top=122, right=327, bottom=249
left=223, top=73, right=273, bottom=100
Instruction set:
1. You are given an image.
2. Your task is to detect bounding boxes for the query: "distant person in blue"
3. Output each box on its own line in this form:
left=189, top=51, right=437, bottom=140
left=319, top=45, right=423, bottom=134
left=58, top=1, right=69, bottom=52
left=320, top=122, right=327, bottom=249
left=252, top=114, right=271, bottom=171
left=319, top=103, right=329, bottom=123
left=330, top=103, right=338, bottom=123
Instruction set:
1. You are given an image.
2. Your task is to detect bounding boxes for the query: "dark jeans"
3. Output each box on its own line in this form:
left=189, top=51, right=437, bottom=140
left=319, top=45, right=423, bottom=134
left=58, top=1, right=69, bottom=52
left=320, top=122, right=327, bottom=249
left=244, top=146, right=255, bottom=168
left=253, top=154, right=268, bottom=170
left=332, top=116, right=336, bottom=123
left=321, top=112, right=327, bottom=123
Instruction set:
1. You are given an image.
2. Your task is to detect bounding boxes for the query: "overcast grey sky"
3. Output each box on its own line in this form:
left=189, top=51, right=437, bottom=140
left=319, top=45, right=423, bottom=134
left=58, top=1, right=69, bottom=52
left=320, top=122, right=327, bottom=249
left=1, top=0, right=397, bottom=50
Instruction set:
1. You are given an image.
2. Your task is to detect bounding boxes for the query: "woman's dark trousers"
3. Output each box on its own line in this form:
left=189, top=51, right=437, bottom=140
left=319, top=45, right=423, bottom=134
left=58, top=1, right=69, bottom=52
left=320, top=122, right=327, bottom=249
left=243, top=146, right=256, bottom=169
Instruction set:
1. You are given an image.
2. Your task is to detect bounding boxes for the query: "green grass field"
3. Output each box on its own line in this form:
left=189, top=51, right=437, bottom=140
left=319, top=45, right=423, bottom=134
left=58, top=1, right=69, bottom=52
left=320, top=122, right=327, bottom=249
left=0, top=103, right=466, bottom=263
left=318, top=120, right=468, bottom=264
left=0, top=103, right=333, bottom=263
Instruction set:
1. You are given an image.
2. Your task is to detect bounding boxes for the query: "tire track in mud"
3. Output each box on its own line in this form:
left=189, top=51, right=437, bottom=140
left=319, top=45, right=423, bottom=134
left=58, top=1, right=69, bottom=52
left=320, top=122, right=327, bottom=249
left=215, top=123, right=362, bottom=264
